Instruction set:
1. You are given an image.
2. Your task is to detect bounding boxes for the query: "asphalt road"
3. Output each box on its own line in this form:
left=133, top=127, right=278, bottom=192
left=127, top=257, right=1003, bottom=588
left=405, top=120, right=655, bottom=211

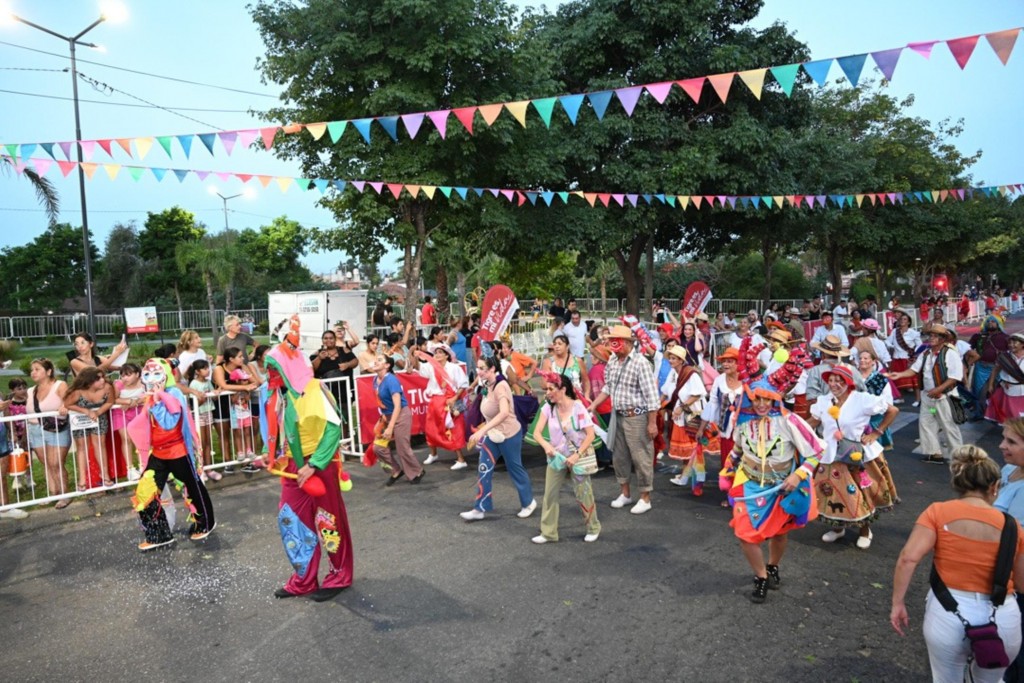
left=1, top=400, right=1006, bottom=683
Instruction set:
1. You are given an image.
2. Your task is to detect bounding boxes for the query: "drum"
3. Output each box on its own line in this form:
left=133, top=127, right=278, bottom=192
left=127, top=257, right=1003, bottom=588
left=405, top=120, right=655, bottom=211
left=9, top=447, right=28, bottom=476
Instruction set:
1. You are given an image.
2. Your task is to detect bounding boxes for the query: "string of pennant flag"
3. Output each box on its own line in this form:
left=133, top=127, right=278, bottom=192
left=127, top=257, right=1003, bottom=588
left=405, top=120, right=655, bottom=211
left=0, top=27, right=1019, bottom=163
left=4, top=153, right=1020, bottom=210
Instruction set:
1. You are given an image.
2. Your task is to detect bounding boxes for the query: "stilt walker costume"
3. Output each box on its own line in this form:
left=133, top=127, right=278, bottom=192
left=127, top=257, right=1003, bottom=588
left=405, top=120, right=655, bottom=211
left=128, top=358, right=215, bottom=551
left=264, top=316, right=354, bottom=601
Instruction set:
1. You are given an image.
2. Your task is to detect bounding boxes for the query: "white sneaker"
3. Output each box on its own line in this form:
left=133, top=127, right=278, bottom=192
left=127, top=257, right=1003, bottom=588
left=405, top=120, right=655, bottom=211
left=893, top=398, right=904, bottom=405
left=460, top=509, right=484, bottom=522
left=517, top=499, right=538, bottom=518
left=912, top=401, right=921, bottom=408
left=630, top=499, right=652, bottom=515
left=531, top=534, right=549, bottom=544
left=424, top=454, right=439, bottom=465
left=822, top=528, right=847, bottom=543
left=450, top=461, right=468, bottom=471
left=0, top=508, right=28, bottom=520
left=583, top=532, right=600, bottom=543
left=856, top=529, right=874, bottom=549
left=669, top=475, right=688, bottom=487
left=610, top=494, right=633, bottom=509
left=127, top=467, right=142, bottom=482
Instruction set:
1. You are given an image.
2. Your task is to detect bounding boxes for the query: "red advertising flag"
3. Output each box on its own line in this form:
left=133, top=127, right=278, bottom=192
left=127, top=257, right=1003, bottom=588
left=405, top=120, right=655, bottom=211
left=681, top=281, right=713, bottom=318
left=356, top=373, right=432, bottom=444
left=476, top=284, right=519, bottom=343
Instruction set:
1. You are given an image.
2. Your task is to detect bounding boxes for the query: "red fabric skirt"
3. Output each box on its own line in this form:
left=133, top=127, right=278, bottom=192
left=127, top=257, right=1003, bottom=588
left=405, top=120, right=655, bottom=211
left=985, top=387, right=1024, bottom=425
left=793, top=394, right=810, bottom=421
left=424, top=394, right=466, bottom=452
left=889, top=358, right=918, bottom=392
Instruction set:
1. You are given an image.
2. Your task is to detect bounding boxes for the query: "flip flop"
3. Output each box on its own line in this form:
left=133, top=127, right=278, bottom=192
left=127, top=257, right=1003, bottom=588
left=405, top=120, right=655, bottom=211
left=54, top=498, right=72, bottom=510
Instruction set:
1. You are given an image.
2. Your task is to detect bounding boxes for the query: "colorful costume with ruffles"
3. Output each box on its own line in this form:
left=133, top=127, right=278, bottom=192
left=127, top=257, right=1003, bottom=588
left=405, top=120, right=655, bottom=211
left=265, top=316, right=353, bottom=597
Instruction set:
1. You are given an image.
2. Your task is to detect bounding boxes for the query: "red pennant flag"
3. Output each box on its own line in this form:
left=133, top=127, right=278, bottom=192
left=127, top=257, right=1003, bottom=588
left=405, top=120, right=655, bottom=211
left=516, top=191, right=526, bottom=206
left=676, top=78, right=705, bottom=103
left=985, top=29, right=1020, bottom=66
left=236, top=173, right=253, bottom=183
left=946, top=35, right=980, bottom=69
left=877, top=193, right=887, bottom=205
left=452, top=107, right=476, bottom=135
left=57, top=160, right=76, bottom=177
left=702, top=195, right=715, bottom=206
left=260, top=127, right=279, bottom=150
left=96, top=139, right=113, bottom=157
left=387, top=183, right=403, bottom=199
left=597, top=193, right=611, bottom=207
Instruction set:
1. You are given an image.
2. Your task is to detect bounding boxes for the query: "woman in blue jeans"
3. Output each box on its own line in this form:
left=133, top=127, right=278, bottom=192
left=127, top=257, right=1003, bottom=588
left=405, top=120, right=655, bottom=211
left=461, top=354, right=535, bottom=521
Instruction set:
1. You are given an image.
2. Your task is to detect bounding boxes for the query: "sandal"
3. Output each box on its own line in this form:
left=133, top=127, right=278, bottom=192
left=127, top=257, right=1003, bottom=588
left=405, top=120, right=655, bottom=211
left=55, top=497, right=73, bottom=510
left=103, top=479, right=116, bottom=488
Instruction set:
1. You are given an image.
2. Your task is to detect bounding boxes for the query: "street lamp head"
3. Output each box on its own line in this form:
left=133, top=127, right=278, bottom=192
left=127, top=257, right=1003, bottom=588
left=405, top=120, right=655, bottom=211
left=98, top=0, right=128, bottom=23
left=90, top=43, right=107, bottom=52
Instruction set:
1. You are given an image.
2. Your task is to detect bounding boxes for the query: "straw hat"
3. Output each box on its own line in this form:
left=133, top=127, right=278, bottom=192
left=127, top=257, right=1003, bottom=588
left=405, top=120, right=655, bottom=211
left=922, top=322, right=955, bottom=339
left=667, top=345, right=690, bottom=362
left=812, top=334, right=851, bottom=357
left=695, top=312, right=709, bottom=322
left=766, top=327, right=793, bottom=345
left=608, top=325, right=634, bottom=340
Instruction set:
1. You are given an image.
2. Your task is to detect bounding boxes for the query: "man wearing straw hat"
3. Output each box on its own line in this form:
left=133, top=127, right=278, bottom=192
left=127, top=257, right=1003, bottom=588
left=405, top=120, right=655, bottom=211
left=887, top=322, right=964, bottom=464
left=806, top=335, right=866, bottom=403
left=590, top=325, right=660, bottom=514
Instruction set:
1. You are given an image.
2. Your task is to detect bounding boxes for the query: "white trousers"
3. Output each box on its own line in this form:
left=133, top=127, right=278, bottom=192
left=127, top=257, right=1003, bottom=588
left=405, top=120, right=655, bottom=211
left=919, top=394, right=964, bottom=458
left=923, top=588, right=1022, bottom=683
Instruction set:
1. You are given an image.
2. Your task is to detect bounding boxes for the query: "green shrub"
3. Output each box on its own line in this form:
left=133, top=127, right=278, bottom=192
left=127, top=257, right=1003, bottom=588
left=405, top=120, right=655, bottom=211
left=0, top=340, right=18, bottom=363
left=18, top=358, right=33, bottom=376
left=256, top=319, right=269, bottom=334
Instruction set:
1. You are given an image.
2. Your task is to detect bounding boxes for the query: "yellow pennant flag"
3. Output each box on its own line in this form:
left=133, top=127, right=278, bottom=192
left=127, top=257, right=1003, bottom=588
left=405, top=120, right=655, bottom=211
left=772, top=196, right=784, bottom=208
left=421, top=185, right=436, bottom=200
left=737, top=69, right=767, bottom=100
left=678, top=195, right=690, bottom=209
left=103, top=164, right=121, bottom=180
left=504, top=101, right=530, bottom=127
left=135, top=137, right=154, bottom=159
left=275, top=177, right=293, bottom=192
left=305, top=123, right=328, bottom=141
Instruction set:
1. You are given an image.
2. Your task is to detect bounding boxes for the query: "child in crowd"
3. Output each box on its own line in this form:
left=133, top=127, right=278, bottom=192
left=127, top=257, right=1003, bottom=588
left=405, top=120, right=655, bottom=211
left=112, top=363, right=145, bottom=481
left=186, top=360, right=220, bottom=482
left=7, top=379, right=28, bottom=451
left=0, top=386, right=29, bottom=518
left=229, top=367, right=256, bottom=469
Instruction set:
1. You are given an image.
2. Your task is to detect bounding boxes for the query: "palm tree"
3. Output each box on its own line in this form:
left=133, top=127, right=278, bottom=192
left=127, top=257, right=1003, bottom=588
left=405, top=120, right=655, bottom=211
left=1, top=156, right=60, bottom=225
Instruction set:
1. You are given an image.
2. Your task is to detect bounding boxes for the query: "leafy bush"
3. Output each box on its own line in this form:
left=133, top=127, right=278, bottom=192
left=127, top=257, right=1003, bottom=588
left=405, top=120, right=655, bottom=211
left=18, top=358, right=33, bottom=376
left=0, top=340, right=17, bottom=363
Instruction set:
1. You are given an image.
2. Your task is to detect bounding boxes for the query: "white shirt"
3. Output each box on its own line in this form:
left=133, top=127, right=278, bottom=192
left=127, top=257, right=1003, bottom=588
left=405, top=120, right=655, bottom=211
left=700, top=374, right=743, bottom=434
left=810, top=391, right=889, bottom=464
left=910, top=345, right=964, bottom=392
left=723, top=316, right=737, bottom=330
left=661, top=369, right=707, bottom=427
left=177, top=348, right=208, bottom=379
left=810, top=324, right=850, bottom=349
left=997, top=354, right=1024, bottom=397
left=886, top=327, right=922, bottom=360
left=563, top=320, right=588, bottom=358
left=418, top=361, right=469, bottom=397
left=832, top=305, right=849, bottom=320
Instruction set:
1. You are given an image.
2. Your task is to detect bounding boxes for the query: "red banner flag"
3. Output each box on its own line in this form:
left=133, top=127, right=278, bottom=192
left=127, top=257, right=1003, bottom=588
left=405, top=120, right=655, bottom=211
left=356, top=373, right=431, bottom=444
left=681, top=281, right=713, bottom=318
left=477, top=285, right=519, bottom=343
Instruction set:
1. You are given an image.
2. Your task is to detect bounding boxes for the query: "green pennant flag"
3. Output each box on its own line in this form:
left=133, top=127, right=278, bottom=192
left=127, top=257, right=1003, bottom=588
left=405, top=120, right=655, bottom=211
left=769, top=64, right=800, bottom=97
left=156, top=136, right=174, bottom=158
left=438, top=186, right=452, bottom=198
left=760, top=196, right=773, bottom=208
left=532, top=97, right=557, bottom=128
left=128, top=166, right=146, bottom=182
left=4, top=144, right=18, bottom=159
left=557, top=192, right=570, bottom=203
left=327, top=121, right=347, bottom=143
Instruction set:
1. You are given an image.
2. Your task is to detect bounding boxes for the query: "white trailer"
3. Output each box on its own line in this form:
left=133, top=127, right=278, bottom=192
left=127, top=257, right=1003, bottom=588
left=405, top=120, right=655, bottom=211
left=267, top=290, right=368, bottom=356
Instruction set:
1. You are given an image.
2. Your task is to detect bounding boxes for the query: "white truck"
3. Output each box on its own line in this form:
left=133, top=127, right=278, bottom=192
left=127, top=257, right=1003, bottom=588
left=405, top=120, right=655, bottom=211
left=267, top=290, right=368, bottom=356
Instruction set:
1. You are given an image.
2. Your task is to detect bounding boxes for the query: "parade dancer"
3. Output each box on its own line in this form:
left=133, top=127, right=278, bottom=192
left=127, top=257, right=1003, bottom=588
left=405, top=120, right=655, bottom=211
left=265, top=316, right=354, bottom=601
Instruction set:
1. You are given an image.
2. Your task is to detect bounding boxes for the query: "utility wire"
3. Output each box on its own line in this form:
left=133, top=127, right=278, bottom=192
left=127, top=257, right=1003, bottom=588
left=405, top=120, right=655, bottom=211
left=0, top=87, right=252, bottom=113
left=0, top=39, right=278, bottom=99
left=77, top=71, right=225, bottom=130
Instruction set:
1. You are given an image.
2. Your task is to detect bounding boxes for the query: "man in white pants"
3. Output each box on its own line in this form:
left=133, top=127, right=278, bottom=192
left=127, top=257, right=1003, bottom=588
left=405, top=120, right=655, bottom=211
left=887, top=323, right=964, bottom=464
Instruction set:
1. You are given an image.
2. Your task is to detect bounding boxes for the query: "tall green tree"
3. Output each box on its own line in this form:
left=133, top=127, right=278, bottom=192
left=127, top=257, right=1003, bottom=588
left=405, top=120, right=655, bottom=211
left=139, top=207, right=206, bottom=309
left=2, top=157, right=60, bottom=226
left=0, top=223, right=97, bottom=312
left=95, top=222, right=143, bottom=310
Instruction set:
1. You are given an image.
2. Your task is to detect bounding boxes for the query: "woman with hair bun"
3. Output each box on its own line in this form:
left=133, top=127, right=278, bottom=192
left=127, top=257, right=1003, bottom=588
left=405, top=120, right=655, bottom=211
left=891, top=445, right=1024, bottom=682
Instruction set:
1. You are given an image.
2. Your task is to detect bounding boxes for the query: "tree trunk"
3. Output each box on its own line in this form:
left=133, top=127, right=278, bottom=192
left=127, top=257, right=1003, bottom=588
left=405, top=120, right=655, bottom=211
left=174, top=280, right=184, bottom=331
left=205, top=274, right=217, bottom=343
left=600, top=274, right=607, bottom=319
left=761, top=236, right=777, bottom=306
left=456, top=271, right=467, bottom=318
left=826, top=244, right=844, bottom=301
left=435, top=262, right=449, bottom=322
left=644, top=238, right=655, bottom=311
left=613, top=237, right=647, bottom=317
left=224, top=286, right=234, bottom=317
left=402, top=202, right=428, bottom=322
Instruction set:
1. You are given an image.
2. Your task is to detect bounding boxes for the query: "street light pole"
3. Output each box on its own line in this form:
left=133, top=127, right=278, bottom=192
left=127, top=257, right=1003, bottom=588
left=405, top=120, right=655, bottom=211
left=213, top=192, right=243, bottom=230
left=10, top=11, right=113, bottom=337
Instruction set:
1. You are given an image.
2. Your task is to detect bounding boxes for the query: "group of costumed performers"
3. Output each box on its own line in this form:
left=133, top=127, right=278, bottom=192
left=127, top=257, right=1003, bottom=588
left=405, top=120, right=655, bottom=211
left=128, top=358, right=215, bottom=551
left=263, top=316, right=354, bottom=601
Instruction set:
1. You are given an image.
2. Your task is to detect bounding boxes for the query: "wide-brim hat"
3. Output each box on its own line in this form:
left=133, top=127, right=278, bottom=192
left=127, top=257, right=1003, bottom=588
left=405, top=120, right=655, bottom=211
left=788, top=307, right=802, bottom=315
left=812, top=334, right=850, bottom=357
left=667, top=345, right=689, bottom=362
left=1010, top=332, right=1024, bottom=344
left=608, top=325, right=634, bottom=340
left=695, top=312, right=709, bottom=322
left=766, top=327, right=793, bottom=345
left=922, top=323, right=955, bottom=340
left=822, top=364, right=856, bottom=388
left=716, top=347, right=740, bottom=362
left=433, top=343, right=455, bottom=360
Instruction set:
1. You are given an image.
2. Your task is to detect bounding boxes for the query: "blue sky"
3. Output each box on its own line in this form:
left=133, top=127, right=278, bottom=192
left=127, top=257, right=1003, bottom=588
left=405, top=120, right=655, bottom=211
left=0, top=0, right=1020, bottom=277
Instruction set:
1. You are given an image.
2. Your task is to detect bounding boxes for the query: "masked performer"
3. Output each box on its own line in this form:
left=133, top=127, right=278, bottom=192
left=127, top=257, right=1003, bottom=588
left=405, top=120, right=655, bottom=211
left=265, top=316, right=354, bottom=601
left=721, top=339, right=824, bottom=604
left=128, top=358, right=215, bottom=551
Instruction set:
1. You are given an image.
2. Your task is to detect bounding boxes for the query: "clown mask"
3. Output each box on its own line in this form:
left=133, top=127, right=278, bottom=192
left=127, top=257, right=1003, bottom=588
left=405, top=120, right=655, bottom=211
left=141, top=358, right=170, bottom=392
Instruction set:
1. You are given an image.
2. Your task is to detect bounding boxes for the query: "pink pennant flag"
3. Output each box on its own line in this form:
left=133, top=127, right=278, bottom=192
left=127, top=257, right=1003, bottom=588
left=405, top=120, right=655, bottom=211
left=985, top=29, right=1020, bottom=66
left=707, top=73, right=735, bottom=103
left=908, top=41, right=937, bottom=59
left=387, top=183, right=403, bottom=199
left=57, top=160, right=76, bottom=177
left=215, top=172, right=231, bottom=182
left=946, top=35, right=980, bottom=69
left=31, top=158, right=52, bottom=175
left=805, top=195, right=816, bottom=209
left=236, top=129, right=259, bottom=149
left=96, top=139, right=113, bottom=157
left=13, top=161, right=25, bottom=175
left=614, top=86, right=644, bottom=116
left=115, top=138, right=133, bottom=156
left=676, top=78, right=705, bottom=103
left=401, top=114, right=425, bottom=139
left=427, top=110, right=450, bottom=139
left=351, top=180, right=366, bottom=193
left=369, top=182, right=384, bottom=194
left=645, top=82, right=673, bottom=104
left=260, top=127, right=279, bottom=150
left=452, top=107, right=476, bottom=135
left=957, top=189, right=966, bottom=200
left=887, top=192, right=897, bottom=203
left=716, top=195, right=727, bottom=206
left=79, top=140, right=96, bottom=161
left=611, top=193, right=625, bottom=206
left=500, top=189, right=515, bottom=202
left=218, top=132, right=238, bottom=155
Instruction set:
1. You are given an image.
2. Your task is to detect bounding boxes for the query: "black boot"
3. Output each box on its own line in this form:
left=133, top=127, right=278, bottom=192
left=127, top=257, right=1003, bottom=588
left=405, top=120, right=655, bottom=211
left=766, top=564, right=781, bottom=590
left=750, top=576, right=769, bottom=604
